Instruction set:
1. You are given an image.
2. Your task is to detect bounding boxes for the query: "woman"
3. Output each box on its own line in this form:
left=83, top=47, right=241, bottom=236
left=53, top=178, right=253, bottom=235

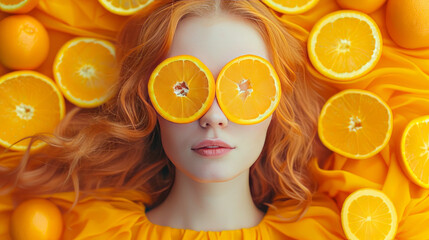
left=1, top=0, right=343, bottom=239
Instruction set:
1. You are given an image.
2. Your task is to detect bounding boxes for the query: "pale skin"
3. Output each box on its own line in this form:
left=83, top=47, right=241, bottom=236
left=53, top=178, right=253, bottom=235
left=146, top=12, right=272, bottom=231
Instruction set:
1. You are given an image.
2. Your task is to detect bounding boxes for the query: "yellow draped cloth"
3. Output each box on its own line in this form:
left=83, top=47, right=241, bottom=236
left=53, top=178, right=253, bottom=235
left=1, top=0, right=429, bottom=239
left=1, top=189, right=345, bottom=240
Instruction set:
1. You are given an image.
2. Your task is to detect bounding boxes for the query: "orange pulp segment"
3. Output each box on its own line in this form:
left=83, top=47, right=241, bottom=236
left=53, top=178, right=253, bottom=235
left=318, top=89, right=392, bottom=159
left=53, top=37, right=117, bottom=108
left=308, top=10, right=382, bottom=80
left=261, top=0, right=319, bottom=14
left=216, top=55, right=281, bottom=125
left=98, top=0, right=154, bottom=16
left=400, top=115, right=429, bottom=188
left=341, top=188, right=398, bottom=240
left=0, top=71, right=65, bottom=151
left=148, top=55, right=215, bottom=123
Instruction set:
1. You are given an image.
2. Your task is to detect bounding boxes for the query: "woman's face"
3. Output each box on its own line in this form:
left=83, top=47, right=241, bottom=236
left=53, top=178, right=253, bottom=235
left=157, top=13, right=272, bottom=183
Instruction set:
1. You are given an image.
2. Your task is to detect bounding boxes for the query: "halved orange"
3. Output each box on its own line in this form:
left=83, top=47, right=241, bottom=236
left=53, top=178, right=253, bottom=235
left=318, top=89, right=392, bottom=159
left=0, top=71, right=65, bottom=151
left=216, top=55, right=281, bottom=125
left=400, top=115, right=429, bottom=188
left=261, top=0, right=319, bottom=14
left=308, top=10, right=382, bottom=80
left=53, top=37, right=117, bottom=108
left=341, top=188, right=398, bottom=240
left=0, top=0, right=39, bottom=13
left=148, top=55, right=215, bottom=124
left=98, top=0, right=154, bottom=16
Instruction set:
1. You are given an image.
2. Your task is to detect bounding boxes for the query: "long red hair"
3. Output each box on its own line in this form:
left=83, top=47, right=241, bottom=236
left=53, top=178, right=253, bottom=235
left=1, top=0, right=330, bottom=219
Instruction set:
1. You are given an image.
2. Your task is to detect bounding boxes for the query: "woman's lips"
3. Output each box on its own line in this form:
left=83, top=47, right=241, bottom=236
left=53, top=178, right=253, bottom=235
left=191, top=139, right=235, bottom=157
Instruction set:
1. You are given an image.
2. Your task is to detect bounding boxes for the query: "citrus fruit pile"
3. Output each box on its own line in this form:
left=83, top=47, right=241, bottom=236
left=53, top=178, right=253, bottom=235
left=0, top=0, right=120, bottom=151
left=261, top=0, right=429, bottom=239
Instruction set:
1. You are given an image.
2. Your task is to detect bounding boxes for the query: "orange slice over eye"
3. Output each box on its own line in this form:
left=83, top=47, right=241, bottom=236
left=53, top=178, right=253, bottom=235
left=0, top=71, right=65, bottom=151
left=400, top=115, right=429, bottom=188
left=341, top=188, right=398, bottom=240
left=148, top=55, right=215, bottom=123
left=216, top=55, right=281, bottom=125
left=318, top=89, right=392, bottom=159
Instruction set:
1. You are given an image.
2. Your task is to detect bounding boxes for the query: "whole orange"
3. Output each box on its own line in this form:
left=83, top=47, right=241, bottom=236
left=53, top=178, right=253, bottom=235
left=10, top=198, right=63, bottom=240
left=336, top=0, right=386, bottom=13
left=0, top=15, right=49, bottom=70
left=386, top=0, right=429, bottom=49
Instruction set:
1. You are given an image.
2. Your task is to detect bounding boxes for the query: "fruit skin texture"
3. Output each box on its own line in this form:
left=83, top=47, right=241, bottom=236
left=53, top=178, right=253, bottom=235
left=336, top=0, right=386, bottom=13
left=386, top=0, right=429, bottom=49
left=0, top=0, right=39, bottom=13
left=0, top=15, right=49, bottom=70
left=10, top=198, right=63, bottom=240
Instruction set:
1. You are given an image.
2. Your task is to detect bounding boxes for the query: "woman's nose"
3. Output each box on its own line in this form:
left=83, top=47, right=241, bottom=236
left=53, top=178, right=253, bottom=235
left=199, top=99, right=228, bottom=128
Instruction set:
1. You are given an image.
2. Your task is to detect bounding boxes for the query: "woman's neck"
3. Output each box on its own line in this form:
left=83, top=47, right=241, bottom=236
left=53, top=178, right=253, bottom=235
left=146, top=169, right=265, bottom=231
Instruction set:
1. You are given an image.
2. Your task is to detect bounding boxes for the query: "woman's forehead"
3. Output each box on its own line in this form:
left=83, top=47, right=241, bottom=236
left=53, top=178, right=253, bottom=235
left=167, top=13, right=270, bottom=77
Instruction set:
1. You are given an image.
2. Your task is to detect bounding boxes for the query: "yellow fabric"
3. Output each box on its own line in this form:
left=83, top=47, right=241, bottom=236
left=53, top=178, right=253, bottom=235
left=1, top=0, right=429, bottom=239
left=30, top=0, right=126, bottom=41
left=0, top=190, right=344, bottom=240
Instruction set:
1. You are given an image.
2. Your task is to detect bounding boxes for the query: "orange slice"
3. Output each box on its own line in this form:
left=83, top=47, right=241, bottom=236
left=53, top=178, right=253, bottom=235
left=0, top=0, right=39, bottom=13
left=308, top=10, right=382, bottom=80
left=148, top=55, right=215, bottom=124
left=261, top=0, right=319, bottom=14
left=341, top=188, right=398, bottom=240
left=98, top=0, right=154, bottom=16
left=216, top=55, right=281, bottom=125
left=53, top=37, right=117, bottom=108
left=0, top=71, right=65, bottom=151
left=318, top=89, right=392, bottom=159
left=400, top=115, right=429, bottom=188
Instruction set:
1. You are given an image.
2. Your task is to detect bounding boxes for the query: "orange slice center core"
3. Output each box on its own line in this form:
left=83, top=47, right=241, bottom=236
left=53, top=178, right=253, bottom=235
left=338, top=39, right=351, bottom=53
left=238, top=79, right=253, bottom=101
left=348, top=116, right=362, bottom=132
left=15, top=103, right=34, bottom=120
left=79, top=65, right=96, bottom=79
left=174, top=81, right=189, bottom=97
